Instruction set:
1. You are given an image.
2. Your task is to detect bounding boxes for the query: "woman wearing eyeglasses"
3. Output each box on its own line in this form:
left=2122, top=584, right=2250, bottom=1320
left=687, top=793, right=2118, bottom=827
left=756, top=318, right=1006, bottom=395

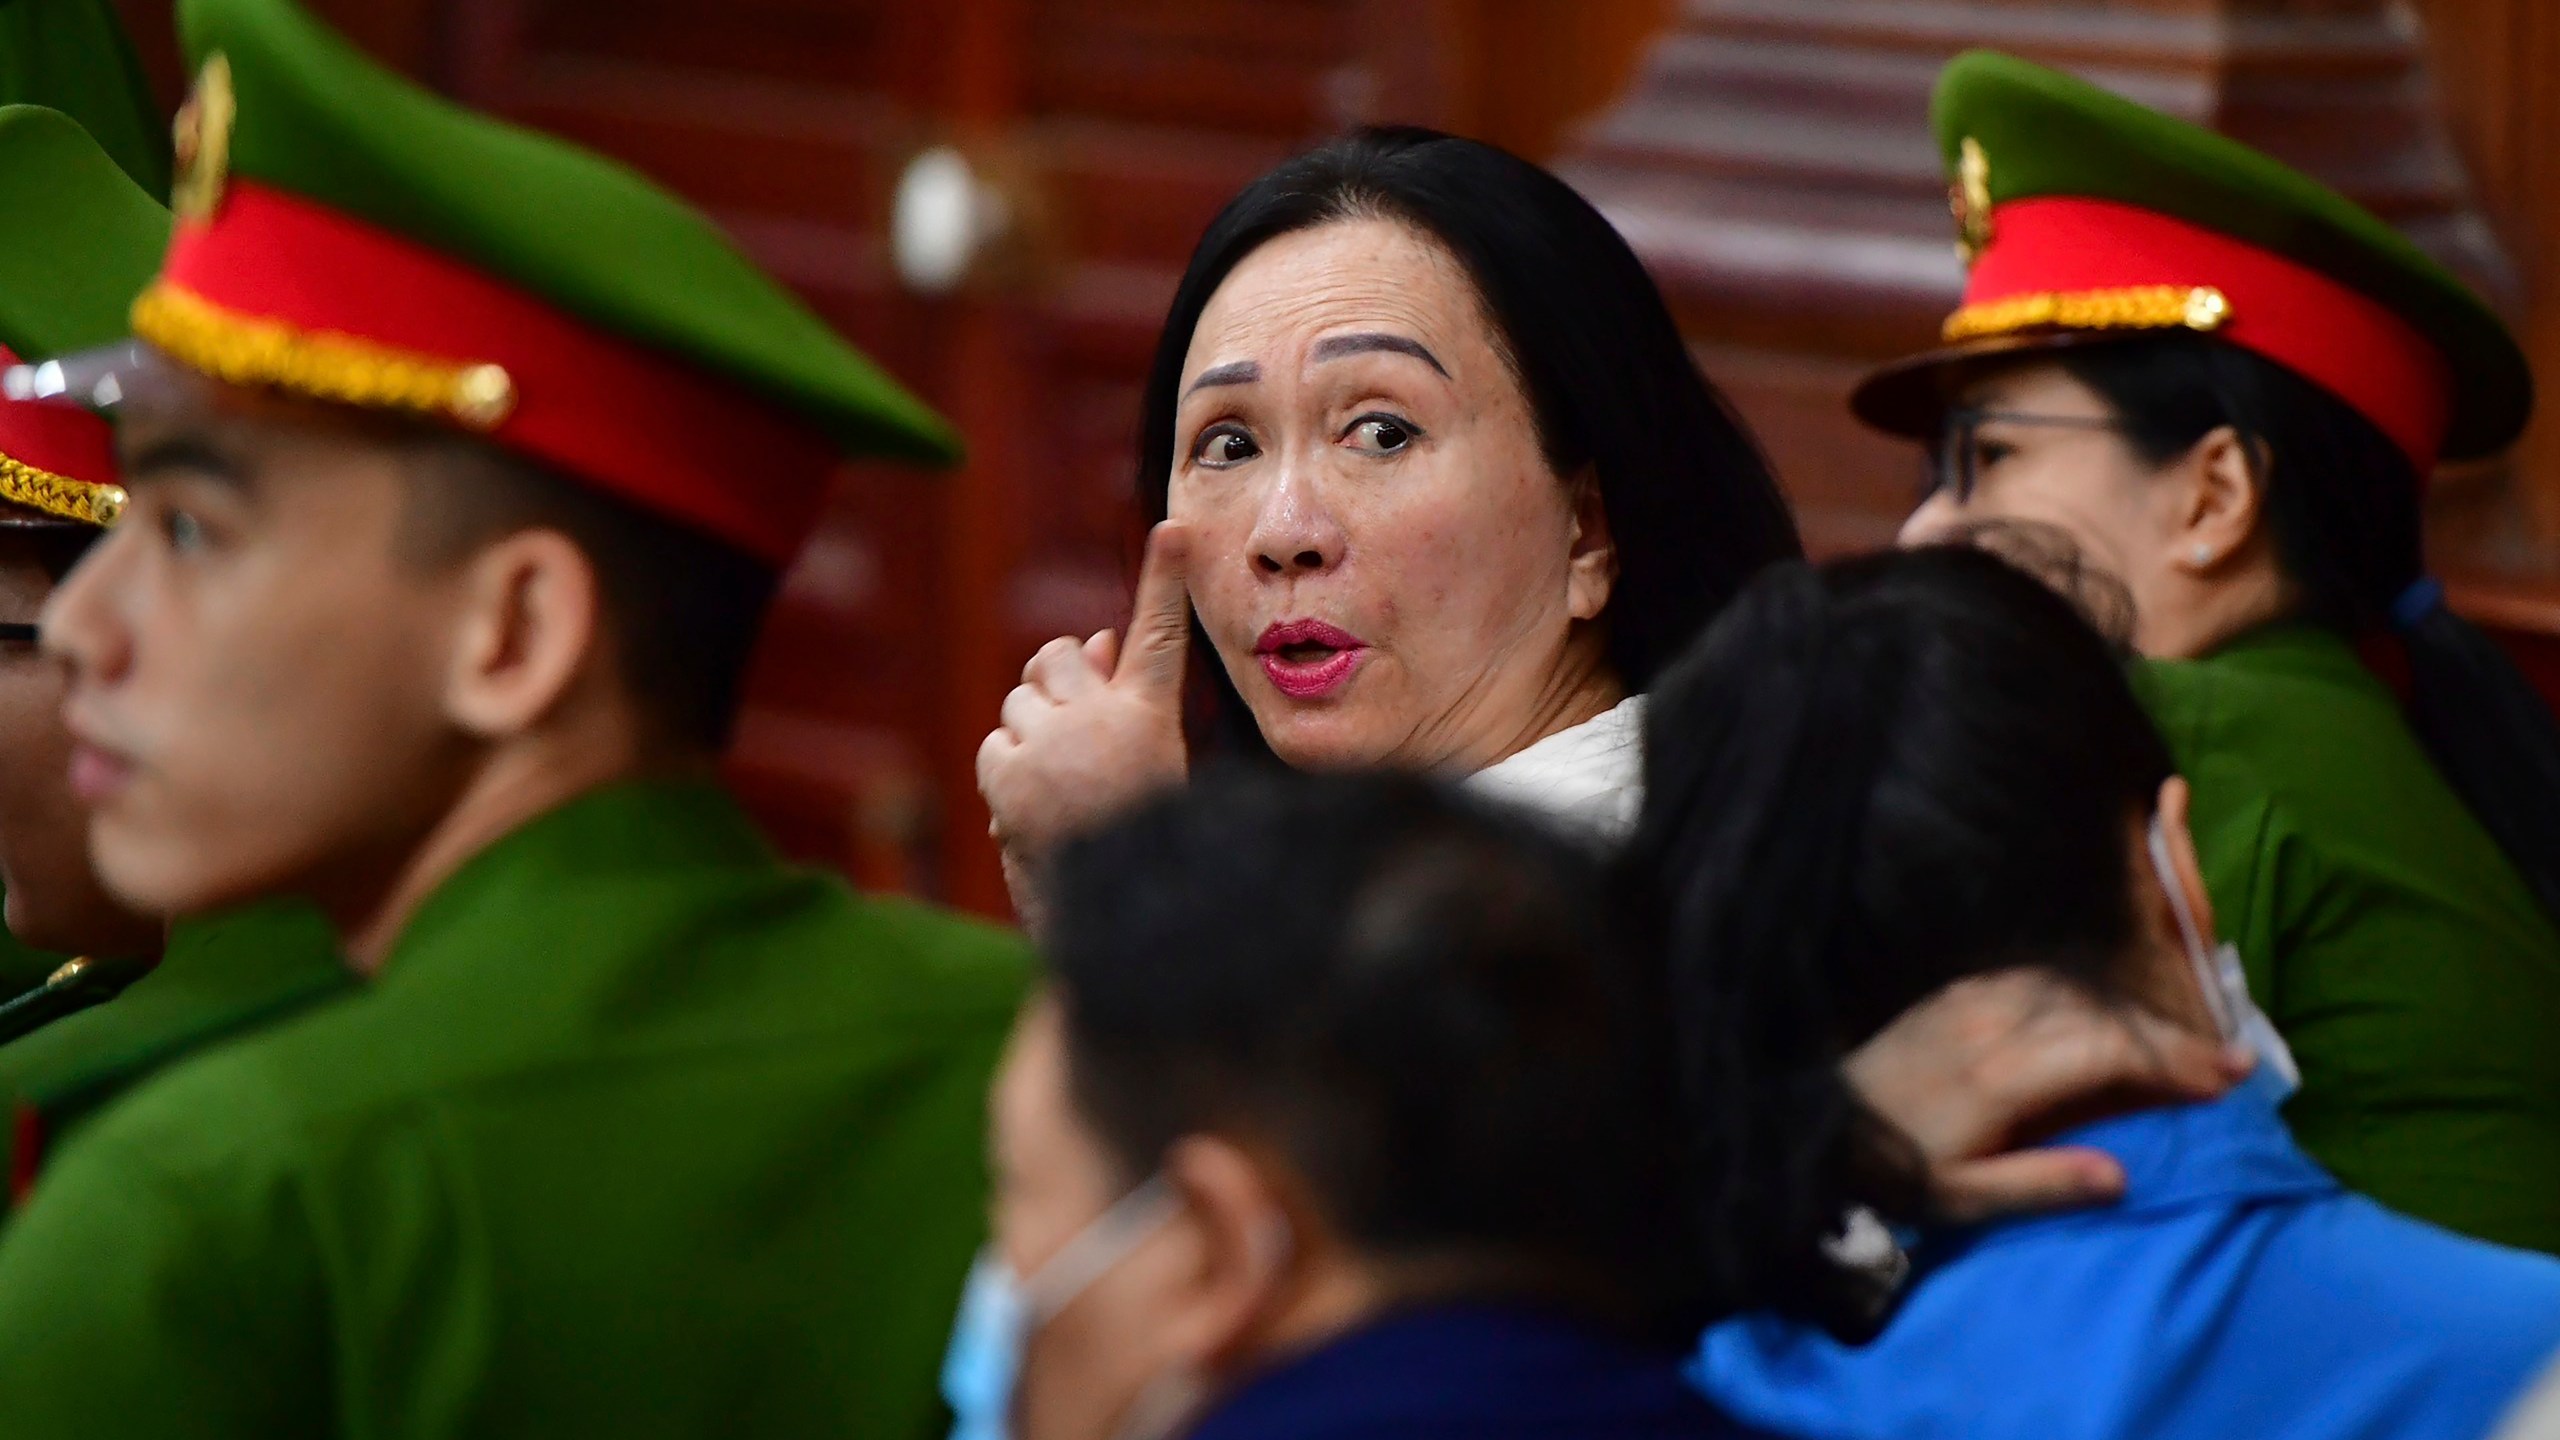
left=1868, top=52, right=2560, bottom=1254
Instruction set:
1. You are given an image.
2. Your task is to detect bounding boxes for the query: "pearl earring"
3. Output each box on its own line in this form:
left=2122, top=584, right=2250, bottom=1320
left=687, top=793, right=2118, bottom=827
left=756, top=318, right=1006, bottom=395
left=2191, top=543, right=2214, bottom=566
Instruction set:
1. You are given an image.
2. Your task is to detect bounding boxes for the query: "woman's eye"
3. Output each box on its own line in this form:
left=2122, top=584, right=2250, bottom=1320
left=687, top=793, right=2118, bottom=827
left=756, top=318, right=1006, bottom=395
left=1973, top=439, right=2015, bottom=470
left=1192, top=425, right=1259, bottom=469
left=1345, top=414, right=1418, bottom=455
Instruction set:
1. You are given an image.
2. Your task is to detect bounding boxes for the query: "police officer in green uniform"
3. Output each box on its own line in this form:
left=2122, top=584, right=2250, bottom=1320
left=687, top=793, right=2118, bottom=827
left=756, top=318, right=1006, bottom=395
left=1864, top=52, right=2560, bottom=1253
left=0, top=0, right=1026, bottom=1430
left=0, top=45, right=348, bottom=1190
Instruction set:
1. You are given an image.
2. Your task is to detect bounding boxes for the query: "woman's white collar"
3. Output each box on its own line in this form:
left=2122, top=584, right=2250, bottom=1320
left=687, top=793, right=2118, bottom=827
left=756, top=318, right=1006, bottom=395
left=1461, top=694, right=1647, bottom=842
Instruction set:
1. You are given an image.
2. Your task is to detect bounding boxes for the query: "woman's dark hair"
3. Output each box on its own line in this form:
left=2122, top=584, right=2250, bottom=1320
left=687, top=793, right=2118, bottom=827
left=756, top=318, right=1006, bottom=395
left=2057, top=334, right=2560, bottom=925
left=1043, top=768, right=1708, bottom=1335
left=1136, top=126, right=1801, bottom=760
left=1620, top=547, right=2176, bottom=1323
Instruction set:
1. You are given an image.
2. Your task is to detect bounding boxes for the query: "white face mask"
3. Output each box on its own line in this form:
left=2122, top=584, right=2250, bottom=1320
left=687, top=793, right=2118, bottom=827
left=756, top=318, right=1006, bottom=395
left=2145, top=815, right=2299, bottom=1091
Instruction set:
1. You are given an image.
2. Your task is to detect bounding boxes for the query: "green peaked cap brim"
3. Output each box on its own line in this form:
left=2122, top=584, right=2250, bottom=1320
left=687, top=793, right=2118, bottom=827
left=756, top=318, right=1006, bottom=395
left=0, top=0, right=172, bottom=201
left=178, top=0, right=961, bottom=467
left=0, top=103, right=170, bottom=360
left=1934, top=49, right=2530, bottom=460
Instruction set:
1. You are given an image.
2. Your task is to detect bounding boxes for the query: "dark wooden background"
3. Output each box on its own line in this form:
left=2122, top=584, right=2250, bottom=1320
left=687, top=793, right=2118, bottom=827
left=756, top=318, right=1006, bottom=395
left=106, top=0, right=2560, bottom=918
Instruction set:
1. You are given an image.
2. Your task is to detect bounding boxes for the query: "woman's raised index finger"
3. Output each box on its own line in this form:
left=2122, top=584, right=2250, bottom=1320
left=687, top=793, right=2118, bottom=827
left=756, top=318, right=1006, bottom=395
left=1114, top=521, right=1195, bottom=699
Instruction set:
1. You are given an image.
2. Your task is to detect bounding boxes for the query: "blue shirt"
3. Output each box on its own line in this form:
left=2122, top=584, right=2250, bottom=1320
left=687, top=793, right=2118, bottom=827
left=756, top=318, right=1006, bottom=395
left=1194, top=1302, right=1762, bottom=1440
left=1693, top=1071, right=2560, bottom=1440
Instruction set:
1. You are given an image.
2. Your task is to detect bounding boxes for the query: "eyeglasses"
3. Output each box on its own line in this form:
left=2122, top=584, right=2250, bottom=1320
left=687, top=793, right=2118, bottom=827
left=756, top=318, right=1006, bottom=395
left=0, top=623, right=38, bottom=648
left=1930, top=407, right=2131, bottom=504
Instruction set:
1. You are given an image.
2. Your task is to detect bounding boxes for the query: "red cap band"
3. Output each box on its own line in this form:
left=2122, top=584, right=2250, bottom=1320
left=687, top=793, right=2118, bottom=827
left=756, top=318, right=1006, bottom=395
left=0, top=345, right=119, bottom=491
left=1965, top=197, right=2453, bottom=471
left=151, top=182, right=838, bottom=565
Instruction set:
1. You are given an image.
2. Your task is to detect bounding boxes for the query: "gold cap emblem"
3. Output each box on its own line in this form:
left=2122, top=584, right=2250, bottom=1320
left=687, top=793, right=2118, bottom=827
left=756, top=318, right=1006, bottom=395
left=172, top=53, right=236, bottom=224
left=1951, top=137, right=1995, bottom=266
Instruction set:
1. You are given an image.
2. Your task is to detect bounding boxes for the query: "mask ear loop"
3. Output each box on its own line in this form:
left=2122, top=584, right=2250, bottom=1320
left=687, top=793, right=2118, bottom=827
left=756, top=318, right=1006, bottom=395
left=2147, top=814, right=2238, bottom=1040
left=1020, top=1175, right=1182, bottom=1326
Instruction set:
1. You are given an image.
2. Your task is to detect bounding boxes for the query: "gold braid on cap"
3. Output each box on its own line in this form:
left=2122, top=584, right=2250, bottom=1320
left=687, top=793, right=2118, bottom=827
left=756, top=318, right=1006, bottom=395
left=130, top=282, right=518, bottom=432
left=0, top=453, right=124, bottom=527
left=1944, top=285, right=2232, bottom=343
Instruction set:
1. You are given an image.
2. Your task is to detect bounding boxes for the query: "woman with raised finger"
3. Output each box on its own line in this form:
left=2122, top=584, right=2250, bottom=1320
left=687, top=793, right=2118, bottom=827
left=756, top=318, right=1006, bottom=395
left=975, top=125, right=2251, bottom=1240
left=976, top=125, right=1795, bottom=865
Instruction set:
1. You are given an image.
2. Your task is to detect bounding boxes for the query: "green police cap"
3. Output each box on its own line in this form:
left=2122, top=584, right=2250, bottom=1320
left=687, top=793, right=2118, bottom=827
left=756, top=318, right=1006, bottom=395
left=1854, top=50, right=2530, bottom=471
left=130, top=0, right=960, bottom=565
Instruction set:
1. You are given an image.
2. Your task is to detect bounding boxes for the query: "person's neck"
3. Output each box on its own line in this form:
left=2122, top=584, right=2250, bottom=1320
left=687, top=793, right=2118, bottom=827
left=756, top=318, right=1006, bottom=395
left=2136, top=552, right=2299, bottom=660
left=1477, top=632, right=1626, bottom=771
left=2128, top=935, right=2229, bottom=1045
left=331, top=725, right=689, bottom=977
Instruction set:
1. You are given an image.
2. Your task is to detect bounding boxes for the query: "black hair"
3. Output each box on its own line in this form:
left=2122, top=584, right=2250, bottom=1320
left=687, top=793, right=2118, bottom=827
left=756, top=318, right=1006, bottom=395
left=1621, top=546, right=2176, bottom=1322
left=1044, top=768, right=1708, bottom=1335
left=2056, top=334, right=2560, bottom=925
left=394, top=434, right=778, bottom=753
left=1135, top=126, right=1801, bottom=760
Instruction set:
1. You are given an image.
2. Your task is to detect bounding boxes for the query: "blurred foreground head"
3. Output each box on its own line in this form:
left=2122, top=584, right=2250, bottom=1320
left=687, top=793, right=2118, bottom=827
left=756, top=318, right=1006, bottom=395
left=985, top=770, right=1700, bottom=1440
left=1626, top=547, right=2227, bottom=1307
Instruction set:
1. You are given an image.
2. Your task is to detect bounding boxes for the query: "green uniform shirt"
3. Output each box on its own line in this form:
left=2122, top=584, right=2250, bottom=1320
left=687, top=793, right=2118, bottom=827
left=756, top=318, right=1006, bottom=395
left=2136, top=625, right=2560, bottom=1253
left=0, top=778, right=1029, bottom=1436
left=0, top=900, right=351, bottom=1189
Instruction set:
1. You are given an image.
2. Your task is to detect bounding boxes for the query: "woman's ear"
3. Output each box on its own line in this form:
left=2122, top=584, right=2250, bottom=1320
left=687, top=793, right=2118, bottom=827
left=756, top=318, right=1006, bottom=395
left=2170, top=426, right=2268, bottom=576
left=440, top=528, right=604, bottom=740
left=1565, top=468, right=1617, bottom=622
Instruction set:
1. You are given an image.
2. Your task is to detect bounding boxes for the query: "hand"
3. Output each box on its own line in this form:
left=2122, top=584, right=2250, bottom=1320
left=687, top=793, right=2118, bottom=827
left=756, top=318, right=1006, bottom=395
left=1845, top=968, right=2255, bottom=1223
left=978, top=522, right=1195, bottom=863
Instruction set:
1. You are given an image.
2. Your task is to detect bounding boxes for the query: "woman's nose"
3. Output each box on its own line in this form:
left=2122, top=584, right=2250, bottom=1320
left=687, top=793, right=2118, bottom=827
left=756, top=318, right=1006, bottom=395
left=40, top=528, right=135, bottom=688
left=1247, top=466, right=1345, bottom=577
left=1899, top=492, right=1961, bottom=550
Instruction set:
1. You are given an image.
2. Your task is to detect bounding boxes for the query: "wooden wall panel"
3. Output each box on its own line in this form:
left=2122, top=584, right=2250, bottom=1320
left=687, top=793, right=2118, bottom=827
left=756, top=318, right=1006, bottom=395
left=2415, top=0, right=2560, bottom=586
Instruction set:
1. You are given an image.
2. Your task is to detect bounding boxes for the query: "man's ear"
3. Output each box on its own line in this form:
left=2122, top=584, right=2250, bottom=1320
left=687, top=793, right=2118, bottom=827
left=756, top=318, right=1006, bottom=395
left=440, top=528, right=604, bottom=739
left=1151, top=1134, right=1306, bottom=1372
left=2171, top=426, right=2269, bottom=576
left=1566, top=467, right=1617, bottom=623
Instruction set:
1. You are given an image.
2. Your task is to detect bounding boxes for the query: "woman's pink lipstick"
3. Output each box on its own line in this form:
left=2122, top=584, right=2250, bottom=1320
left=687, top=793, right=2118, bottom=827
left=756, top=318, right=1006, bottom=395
left=1254, top=619, right=1369, bottom=699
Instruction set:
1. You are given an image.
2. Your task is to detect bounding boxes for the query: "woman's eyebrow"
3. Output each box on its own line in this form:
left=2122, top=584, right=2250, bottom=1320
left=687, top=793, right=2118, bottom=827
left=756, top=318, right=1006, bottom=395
left=1311, top=332, right=1449, bottom=377
left=1183, top=361, right=1261, bottom=397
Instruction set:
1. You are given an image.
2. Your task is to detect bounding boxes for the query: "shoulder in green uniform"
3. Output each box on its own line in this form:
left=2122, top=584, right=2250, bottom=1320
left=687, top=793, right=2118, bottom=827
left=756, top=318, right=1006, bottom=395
left=2135, top=630, right=2560, bottom=1253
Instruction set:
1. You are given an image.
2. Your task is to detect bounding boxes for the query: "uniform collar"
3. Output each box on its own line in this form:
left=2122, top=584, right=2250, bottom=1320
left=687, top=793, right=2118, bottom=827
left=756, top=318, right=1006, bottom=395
left=379, top=776, right=771, bottom=983
left=2038, top=1067, right=2335, bottom=1218
left=2195, top=622, right=2371, bottom=685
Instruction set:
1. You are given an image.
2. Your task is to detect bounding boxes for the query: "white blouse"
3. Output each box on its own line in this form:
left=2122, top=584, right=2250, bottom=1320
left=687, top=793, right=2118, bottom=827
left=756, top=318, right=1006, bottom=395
left=1461, top=695, right=1647, bottom=842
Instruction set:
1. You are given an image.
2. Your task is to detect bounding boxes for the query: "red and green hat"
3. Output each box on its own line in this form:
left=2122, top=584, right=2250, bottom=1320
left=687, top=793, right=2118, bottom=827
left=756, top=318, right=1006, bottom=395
left=127, top=0, right=961, bottom=566
left=0, top=104, right=171, bottom=529
left=1853, top=51, right=2532, bottom=474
